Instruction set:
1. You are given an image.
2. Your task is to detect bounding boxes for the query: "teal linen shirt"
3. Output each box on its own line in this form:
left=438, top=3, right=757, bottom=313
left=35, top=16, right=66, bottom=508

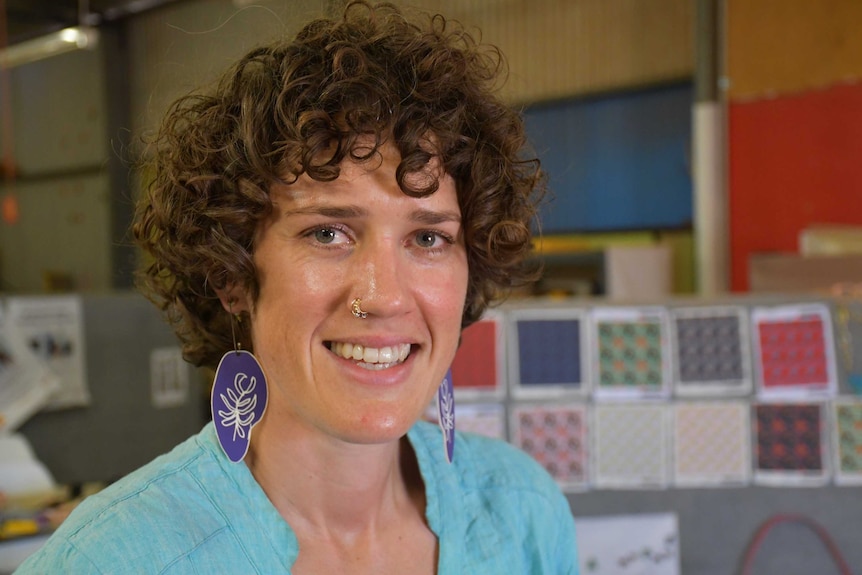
left=16, top=421, right=578, bottom=574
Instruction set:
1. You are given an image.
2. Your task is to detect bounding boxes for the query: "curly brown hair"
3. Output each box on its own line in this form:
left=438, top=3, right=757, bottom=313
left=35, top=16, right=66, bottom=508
left=133, top=1, right=544, bottom=369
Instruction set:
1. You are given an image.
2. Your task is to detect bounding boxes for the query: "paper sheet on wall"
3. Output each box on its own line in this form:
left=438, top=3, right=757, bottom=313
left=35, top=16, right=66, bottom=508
left=5, top=295, right=90, bottom=409
left=575, top=513, right=680, bottom=575
left=0, top=308, right=60, bottom=432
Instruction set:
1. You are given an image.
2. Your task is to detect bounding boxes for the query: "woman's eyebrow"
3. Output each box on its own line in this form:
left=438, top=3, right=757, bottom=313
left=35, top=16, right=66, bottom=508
left=410, top=208, right=462, bottom=225
left=282, top=205, right=460, bottom=225
left=283, top=205, right=368, bottom=219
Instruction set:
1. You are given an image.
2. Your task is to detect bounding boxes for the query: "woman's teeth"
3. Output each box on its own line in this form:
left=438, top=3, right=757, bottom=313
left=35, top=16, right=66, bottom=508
left=329, top=342, right=411, bottom=369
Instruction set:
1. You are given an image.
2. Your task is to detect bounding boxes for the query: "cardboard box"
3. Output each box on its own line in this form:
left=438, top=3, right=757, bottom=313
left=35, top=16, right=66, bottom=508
left=749, top=252, right=862, bottom=293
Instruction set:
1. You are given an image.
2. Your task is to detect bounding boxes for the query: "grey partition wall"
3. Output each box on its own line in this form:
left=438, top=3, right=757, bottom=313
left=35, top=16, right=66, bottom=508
left=568, top=485, right=862, bottom=574
left=18, top=291, right=208, bottom=485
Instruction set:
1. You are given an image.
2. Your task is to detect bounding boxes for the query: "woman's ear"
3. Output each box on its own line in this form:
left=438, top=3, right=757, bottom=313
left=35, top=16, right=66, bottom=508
left=215, top=286, right=251, bottom=314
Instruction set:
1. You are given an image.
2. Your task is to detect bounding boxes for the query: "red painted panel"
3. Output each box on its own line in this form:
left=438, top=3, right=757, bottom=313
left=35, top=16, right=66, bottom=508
left=451, top=320, right=499, bottom=391
left=728, top=82, right=862, bottom=291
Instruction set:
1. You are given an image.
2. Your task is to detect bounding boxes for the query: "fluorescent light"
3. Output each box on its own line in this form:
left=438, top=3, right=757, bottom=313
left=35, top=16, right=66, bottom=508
left=0, top=26, right=100, bottom=69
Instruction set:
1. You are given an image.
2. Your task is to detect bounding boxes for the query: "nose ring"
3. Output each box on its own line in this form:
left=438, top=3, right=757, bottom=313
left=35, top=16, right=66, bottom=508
left=350, top=298, right=368, bottom=319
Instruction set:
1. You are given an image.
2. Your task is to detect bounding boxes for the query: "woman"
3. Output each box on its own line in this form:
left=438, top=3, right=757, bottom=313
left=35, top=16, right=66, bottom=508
left=16, top=2, right=578, bottom=573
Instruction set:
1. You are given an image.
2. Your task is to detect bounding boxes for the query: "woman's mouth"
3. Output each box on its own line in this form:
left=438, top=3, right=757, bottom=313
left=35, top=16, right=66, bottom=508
left=327, top=342, right=412, bottom=370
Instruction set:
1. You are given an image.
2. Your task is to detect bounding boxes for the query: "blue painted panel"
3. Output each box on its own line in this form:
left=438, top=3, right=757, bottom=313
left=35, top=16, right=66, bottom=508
left=523, top=83, right=693, bottom=232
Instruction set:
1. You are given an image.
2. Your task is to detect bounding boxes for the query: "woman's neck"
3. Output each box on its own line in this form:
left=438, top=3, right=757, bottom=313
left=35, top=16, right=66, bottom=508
left=243, top=410, right=425, bottom=538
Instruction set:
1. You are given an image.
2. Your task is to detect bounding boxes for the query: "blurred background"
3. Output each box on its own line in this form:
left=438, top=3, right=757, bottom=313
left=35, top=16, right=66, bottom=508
left=1, top=1, right=861, bottom=574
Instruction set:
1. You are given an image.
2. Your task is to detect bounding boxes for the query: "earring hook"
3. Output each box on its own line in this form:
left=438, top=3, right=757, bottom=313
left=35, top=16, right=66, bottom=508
left=229, top=300, right=241, bottom=355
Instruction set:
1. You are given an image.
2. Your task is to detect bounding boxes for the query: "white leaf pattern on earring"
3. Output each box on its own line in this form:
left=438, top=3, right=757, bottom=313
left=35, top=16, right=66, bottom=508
left=212, top=349, right=268, bottom=462
left=217, top=372, right=259, bottom=441
left=437, top=369, right=455, bottom=463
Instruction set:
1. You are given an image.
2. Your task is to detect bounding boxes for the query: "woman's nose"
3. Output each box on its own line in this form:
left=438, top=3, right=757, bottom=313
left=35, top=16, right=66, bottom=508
left=351, top=238, right=409, bottom=316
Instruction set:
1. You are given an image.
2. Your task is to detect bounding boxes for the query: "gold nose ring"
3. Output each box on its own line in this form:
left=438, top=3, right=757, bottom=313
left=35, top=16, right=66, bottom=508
left=350, top=298, right=368, bottom=319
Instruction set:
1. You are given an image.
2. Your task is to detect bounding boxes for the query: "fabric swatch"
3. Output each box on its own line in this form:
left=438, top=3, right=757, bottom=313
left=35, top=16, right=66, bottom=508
left=511, top=403, right=588, bottom=491
left=592, top=403, right=670, bottom=488
left=673, top=401, right=750, bottom=486
left=670, top=306, right=752, bottom=396
left=832, top=399, right=862, bottom=485
left=753, top=402, right=829, bottom=486
left=508, top=308, right=588, bottom=398
left=455, top=403, right=507, bottom=441
left=450, top=317, right=503, bottom=397
left=752, top=304, right=837, bottom=398
left=592, top=308, right=670, bottom=400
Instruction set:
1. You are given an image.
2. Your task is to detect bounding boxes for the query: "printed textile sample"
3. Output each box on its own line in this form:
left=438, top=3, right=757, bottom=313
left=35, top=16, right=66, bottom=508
left=673, top=401, right=750, bottom=487
left=592, top=307, right=670, bottom=400
left=670, top=306, right=752, bottom=396
left=450, top=315, right=504, bottom=399
left=508, top=307, right=589, bottom=399
left=753, top=402, right=829, bottom=486
left=592, top=403, right=670, bottom=489
left=511, top=403, right=589, bottom=491
left=832, top=399, right=862, bottom=485
left=455, top=403, right=507, bottom=441
left=751, top=304, right=837, bottom=399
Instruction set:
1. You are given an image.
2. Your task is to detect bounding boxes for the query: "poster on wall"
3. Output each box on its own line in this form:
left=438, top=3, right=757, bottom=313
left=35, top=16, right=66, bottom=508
left=6, top=295, right=90, bottom=409
left=0, top=306, right=60, bottom=432
left=575, top=512, right=680, bottom=575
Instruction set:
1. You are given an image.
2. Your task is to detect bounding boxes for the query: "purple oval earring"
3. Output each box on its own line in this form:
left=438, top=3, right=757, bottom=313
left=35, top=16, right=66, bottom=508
left=437, top=369, right=455, bottom=463
left=211, top=304, right=268, bottom=463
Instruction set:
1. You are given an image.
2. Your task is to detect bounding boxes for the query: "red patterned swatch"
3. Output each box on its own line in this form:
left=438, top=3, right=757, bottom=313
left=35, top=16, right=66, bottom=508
left=753, top=402, right=829, bottom=486
left=511, top=403, right=588, bottom=491
left=752, top=304, right=837, bottom=399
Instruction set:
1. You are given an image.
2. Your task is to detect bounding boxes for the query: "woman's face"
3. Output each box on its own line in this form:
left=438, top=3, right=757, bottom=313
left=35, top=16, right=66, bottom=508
left=240, top=144, right=468, bottom=446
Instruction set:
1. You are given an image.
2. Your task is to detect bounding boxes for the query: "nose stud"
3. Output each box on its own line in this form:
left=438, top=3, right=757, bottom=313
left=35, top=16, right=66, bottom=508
left=350, top=298, right=368, bottom=319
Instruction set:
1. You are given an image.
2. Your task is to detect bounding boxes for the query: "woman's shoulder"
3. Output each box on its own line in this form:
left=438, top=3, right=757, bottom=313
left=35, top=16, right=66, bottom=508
left=65, top=426, right=218, bottom=522
left=15, top=425, right=237, bottom=573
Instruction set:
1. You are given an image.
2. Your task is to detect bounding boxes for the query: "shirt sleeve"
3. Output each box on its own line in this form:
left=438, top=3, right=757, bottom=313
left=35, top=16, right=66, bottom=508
left=553, top=490, right=580, bottom=575
left=13, top=536, right=104, bottom=575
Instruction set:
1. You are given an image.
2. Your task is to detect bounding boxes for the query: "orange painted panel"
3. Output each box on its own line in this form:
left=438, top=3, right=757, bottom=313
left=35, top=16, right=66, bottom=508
left=726, top=0, right=862, bottom=100
left=728, top=82, right=862, bottom=291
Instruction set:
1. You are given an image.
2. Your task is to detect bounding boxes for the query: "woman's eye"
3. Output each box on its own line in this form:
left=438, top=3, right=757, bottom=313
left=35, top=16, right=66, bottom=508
left=415, top=230, right=452, bottom=249
left=415, top=231, right=439, bottom=248
left=311, top=227, right=346, bottom=245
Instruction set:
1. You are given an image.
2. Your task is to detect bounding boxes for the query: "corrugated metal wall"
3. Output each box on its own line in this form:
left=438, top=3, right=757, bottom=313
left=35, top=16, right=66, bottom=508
left=409, top=0, right=694, bottom=103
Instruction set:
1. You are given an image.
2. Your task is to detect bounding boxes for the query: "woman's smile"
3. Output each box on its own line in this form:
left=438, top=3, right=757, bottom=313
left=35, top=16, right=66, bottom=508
left=327, top=341, right=413, bottom=369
